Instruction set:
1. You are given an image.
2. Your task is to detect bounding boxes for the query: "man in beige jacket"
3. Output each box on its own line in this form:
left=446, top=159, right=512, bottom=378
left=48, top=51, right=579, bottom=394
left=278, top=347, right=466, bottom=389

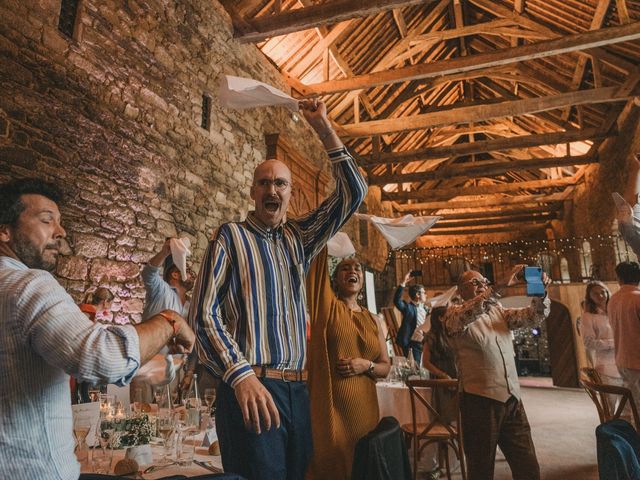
left=443, top=267, right=550, bottom=480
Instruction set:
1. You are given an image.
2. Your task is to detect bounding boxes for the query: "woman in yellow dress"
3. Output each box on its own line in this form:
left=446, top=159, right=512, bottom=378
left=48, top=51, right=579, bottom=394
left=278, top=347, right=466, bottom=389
left=306, top=247, right=391, bottom=480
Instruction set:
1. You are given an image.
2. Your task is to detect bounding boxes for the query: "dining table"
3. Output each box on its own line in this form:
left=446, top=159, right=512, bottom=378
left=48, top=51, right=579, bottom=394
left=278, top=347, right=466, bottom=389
left=376, top=380, right=432, bottom=427
left=81, top=430, right=223, bottom=479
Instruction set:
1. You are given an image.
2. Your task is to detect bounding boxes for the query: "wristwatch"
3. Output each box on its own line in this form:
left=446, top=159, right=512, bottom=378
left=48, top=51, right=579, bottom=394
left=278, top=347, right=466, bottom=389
left=368, top=361, right=375, bottom=374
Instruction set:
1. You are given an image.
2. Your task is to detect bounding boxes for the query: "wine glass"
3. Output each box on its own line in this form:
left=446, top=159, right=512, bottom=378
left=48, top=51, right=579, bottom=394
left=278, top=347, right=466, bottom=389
left=204, top=388, right=216, bottom=414
left=73, top=416, right=92, bottom=465
left=157, top=411, right=175, bottom=464
left=92, top=422, right=114, bottom=474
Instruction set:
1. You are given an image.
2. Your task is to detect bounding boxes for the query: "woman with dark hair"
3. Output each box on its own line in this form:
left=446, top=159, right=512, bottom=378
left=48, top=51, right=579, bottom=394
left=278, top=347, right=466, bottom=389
left=422, top=306, right=458, bottom=424
left=306, top=247, right=391, bottom=480
left=581, top=281, right=620, bottom=385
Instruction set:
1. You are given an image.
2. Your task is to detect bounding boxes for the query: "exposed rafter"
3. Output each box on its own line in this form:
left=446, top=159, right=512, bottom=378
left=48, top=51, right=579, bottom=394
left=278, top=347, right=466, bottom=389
left=339, top=86, right=635, bottom=137
left=227, top=0, right=436, bottom=43
left=393, top=192, right=568, bottom=211
left=385, top=177, right=579, bottom=202
left=368, top=154, right=596, bottom=185
left=300, top=21, right=640, bottom=96
left=359, top=128, right=610, bottom=166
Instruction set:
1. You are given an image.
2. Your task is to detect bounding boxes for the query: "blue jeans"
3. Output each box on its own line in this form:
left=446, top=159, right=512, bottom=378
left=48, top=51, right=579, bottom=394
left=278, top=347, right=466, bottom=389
left=216, top=379, right=313, bottom=480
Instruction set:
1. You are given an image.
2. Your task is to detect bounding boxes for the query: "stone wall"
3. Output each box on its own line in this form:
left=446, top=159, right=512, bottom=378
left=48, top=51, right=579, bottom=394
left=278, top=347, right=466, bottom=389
left=0, top=0, right=355, bottom=323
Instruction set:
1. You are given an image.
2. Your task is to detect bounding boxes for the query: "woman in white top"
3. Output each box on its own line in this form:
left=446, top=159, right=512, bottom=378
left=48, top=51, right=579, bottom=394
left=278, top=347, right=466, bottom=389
left=581, top=281, right=621, bottom=385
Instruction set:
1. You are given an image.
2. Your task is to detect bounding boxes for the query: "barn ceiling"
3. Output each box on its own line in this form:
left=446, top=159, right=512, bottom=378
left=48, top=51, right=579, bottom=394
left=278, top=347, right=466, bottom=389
left=219, top=0, right=640, bottom=238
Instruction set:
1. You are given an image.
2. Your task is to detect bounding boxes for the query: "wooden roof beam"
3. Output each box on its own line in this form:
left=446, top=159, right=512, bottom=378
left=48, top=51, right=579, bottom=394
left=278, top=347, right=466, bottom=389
left=469, top=0, right=637, bottom=74
left=394, top=192, right=567, bottom=211
left=300, top=21, right=640, bottom=96
left=384, top=177, right=579, bottom=201
left=360, top=128, right=610, bottom=165
left=425, top=222, right=550, bottom=235
left=231, top=0, right=435, bottom=43
left=432, top=212, right=557, bottom=228
left=339, top=85, right=636, bottom=137
left=368, top=154, right=596, bottom=185
left=439, top=204, right=561, bottom=220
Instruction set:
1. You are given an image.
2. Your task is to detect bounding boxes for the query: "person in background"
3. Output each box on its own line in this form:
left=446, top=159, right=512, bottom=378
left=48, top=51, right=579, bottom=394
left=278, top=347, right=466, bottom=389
left=0, top=178, right=195, bottom=480
left=78, top=286, right=114, bottom=323
left=422, top=306, right=458, bottom=480
left=306, top=247, right=390, bottom=479
left=189, top=99, right=367, bottom=480
left=422, top=305, right=456, bottom=381
left=443, top=267, right=551, bottom=480
left=580, top=281, right=620, bottom=387
left=133, top=239, right=195, bottom=401
left=394, top=271, right=430, bottom=364
left=74, top=286, right=116, bottom=403
left=608, top=261, right=640, bottom=414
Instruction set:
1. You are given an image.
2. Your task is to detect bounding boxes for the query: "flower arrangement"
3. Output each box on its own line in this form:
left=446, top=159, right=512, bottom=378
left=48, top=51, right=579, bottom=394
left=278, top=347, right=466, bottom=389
left=101, top=414, right=153, bottom=448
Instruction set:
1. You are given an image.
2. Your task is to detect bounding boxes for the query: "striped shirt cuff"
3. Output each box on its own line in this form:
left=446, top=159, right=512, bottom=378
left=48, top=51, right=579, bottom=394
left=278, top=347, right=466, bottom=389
left=223, top=361, right=255, bottom=388
left=327, top=146, right=351, bottom=164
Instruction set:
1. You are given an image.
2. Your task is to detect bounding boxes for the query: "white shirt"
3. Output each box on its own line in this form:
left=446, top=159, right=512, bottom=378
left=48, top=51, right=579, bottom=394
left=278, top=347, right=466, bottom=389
left=0, top=256, right=140, bottom=480
left=410, top=301, right=429, bottom=342
left=581, top=311, right=619, bottom=379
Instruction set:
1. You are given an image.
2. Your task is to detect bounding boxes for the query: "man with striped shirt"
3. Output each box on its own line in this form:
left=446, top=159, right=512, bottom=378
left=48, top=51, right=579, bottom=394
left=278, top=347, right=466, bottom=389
left=189, top=99, right=367, bottom=479
left=0, top=178, right=196, bottom=480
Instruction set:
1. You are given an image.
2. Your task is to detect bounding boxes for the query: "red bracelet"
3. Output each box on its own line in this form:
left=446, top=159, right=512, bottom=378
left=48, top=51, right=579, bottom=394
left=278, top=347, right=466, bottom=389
left=157, top=312, right=180, bottom=338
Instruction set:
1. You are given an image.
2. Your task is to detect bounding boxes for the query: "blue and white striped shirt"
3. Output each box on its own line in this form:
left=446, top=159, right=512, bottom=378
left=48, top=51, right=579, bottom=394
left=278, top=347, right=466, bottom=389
left=189, top=147, right=367, bottom=387
left=0, top=256, right=141, bottom=480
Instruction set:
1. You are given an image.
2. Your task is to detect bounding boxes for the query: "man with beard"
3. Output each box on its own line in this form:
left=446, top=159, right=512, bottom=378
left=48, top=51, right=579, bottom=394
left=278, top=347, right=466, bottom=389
left=189, top=99, right=368, bottom=480
left=0, top=178, right=195, bottom=480
left=131, top=239, right=196, bottom=401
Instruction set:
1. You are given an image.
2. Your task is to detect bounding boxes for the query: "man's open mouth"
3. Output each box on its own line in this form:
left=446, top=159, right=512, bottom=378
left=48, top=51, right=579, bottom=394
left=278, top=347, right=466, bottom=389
left=264, top=200, right=280, bottom=212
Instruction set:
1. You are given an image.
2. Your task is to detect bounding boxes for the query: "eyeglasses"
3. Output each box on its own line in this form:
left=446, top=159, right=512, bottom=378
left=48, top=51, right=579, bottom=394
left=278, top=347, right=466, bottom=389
left=464, top=278, right=491, bottom=287
left=254, top=178, right=291, bottom=191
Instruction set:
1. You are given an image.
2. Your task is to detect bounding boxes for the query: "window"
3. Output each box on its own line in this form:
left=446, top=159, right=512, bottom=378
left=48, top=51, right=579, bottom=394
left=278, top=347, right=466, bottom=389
left=201, top=94, right=211, bottom=130
left=579, top=240, right=592, bottom=281
left=58, top=0, right=80, bottom=39
left=560, top=257, right=571, bottom=283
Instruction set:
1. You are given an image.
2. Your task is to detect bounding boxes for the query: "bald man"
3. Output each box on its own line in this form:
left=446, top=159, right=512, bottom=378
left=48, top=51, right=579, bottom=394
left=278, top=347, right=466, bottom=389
left=189, top=100, right=367, bottom=480
left=442, top=268, right=551, bottom=480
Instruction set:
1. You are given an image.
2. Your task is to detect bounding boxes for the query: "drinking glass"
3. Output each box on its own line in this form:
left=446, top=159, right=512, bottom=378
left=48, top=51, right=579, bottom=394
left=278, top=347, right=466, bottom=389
left=92, top=426, right=113, bottom=475
left=73, top=416, right=92, bottom=465
left=131, top=386, right=144, bottom=413
left=204, top=388, right=216, bottom=414
left=174, top=411, right=197, bottom=467
left=157, top=411, right=175, bottom=464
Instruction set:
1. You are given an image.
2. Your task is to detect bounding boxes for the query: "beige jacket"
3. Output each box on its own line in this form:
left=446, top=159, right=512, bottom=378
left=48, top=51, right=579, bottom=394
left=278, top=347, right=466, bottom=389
left=443, top=295, right=550, bottom=403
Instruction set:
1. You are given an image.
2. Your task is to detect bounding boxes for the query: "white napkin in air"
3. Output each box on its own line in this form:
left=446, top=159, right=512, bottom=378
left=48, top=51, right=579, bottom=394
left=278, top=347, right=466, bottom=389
left=170, top=237, right=192, bottom=282
left=327, top=232, right=356, bottom=258
left=354, top=214, right=440, bottom=250
left=218, top=75, right=299, bottom=112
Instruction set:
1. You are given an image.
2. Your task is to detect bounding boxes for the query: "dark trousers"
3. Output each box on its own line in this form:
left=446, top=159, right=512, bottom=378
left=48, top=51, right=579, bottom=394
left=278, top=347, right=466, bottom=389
left=460, top=392, right=540, bottom=480
left=216, top=379, right=313, bottom=480
left=402, top=341, right=423, bottom=364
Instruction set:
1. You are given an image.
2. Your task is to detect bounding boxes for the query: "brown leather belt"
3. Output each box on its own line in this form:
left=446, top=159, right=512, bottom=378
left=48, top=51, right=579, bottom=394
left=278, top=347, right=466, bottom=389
left=251, top=366, right=308, bottom=382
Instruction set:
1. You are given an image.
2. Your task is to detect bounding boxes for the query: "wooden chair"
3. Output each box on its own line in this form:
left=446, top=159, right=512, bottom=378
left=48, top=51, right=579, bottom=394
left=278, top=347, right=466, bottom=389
left=580, top=368, right=640, bottom=430
left=381, top=306, right=404, bottom=356
left=404, top=379, right=467, bottom=480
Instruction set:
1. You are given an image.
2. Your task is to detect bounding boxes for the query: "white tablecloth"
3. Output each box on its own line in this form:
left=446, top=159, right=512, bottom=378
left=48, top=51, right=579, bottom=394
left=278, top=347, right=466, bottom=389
left=376, top=381, right=431, bottom=427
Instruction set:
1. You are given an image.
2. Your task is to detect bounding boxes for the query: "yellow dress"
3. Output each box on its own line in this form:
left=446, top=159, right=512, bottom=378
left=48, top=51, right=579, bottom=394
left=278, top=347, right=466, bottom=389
left=306, top=247, right=381, bottom=480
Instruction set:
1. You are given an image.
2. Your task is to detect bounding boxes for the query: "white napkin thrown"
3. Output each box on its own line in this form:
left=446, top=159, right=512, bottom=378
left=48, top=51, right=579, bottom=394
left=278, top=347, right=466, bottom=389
left=327, top=232, right=356, bottom=258
left=354, top=214, right=440, bottom=250
left=170, top=237, right=192, bottom=282
left=218, top=75, right=299, bottom=112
